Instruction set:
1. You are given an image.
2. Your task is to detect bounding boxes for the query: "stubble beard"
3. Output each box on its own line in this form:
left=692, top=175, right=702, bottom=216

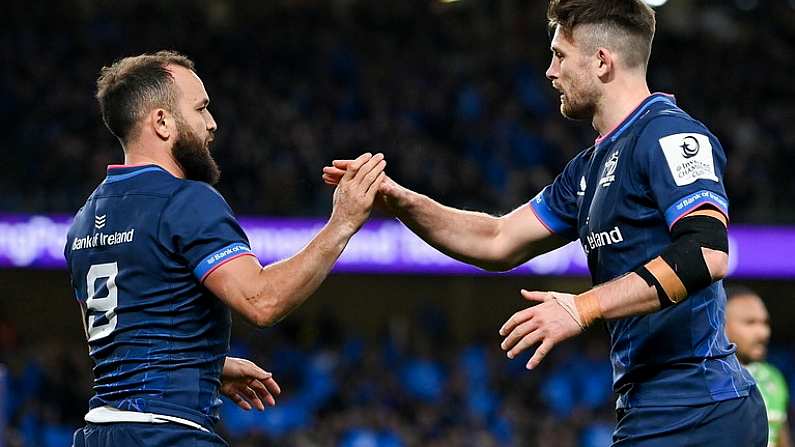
left=558, top=72, right=599, bottom=121
left=560, top=85, right=598, bottom=121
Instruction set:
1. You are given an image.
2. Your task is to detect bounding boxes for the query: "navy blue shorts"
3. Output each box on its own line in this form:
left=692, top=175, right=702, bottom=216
left=72, top=422, right=228, bottom=447
left=612, top=385, right=768, bottom=446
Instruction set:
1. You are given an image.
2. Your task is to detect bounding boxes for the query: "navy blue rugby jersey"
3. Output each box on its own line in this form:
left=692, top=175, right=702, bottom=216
left=529, top=93, right=755, bottom=408
left=64, top=164, right=255, bottom=429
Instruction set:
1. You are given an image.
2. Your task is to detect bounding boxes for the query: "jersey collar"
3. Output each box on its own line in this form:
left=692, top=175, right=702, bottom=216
left=595, top=92, right=676, bottom=146
left=105, top=164, right=169, bottom=183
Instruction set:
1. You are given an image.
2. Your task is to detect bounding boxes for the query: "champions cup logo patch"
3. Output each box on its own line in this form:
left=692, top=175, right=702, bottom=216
left=680, top=136, right=700, bottom=158
left=599, top=151, right=620, bottom=188
left=659, top=133, right=718, bottom=186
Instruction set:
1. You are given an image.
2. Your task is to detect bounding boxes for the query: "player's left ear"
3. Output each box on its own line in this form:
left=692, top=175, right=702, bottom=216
left=594, top=48, right=614, bottom=81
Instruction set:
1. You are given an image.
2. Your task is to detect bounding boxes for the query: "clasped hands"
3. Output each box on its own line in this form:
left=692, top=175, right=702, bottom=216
left=322, top=155, right=584, bottom=371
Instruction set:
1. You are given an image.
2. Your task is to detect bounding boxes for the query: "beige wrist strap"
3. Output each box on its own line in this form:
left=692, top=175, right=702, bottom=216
left=551, top=291, right=603, bottom=330
left=575, top=290, right=603, bottom=328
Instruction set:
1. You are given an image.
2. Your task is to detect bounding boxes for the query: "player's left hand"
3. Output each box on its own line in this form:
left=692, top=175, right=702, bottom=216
left=499, top=289, right=583, bottom=370
left=220, top=357, right=281, bottom=411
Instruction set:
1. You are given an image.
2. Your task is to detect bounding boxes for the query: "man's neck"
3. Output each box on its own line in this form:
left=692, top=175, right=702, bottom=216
left=122, top=145, right=185, bottom=179
left=592, top=81, right=652, bottom=138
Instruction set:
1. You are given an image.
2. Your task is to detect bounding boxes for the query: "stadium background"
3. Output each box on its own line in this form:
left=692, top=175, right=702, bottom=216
left=1, top=0, right=794, bottom=446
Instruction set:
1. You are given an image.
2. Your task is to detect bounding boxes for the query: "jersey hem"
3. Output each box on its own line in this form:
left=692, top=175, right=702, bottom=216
left=89, top=398, right=218, bottom=431
left=85, top=405, right=210, bottom=432
left=616, top=383, right=752, bottom=409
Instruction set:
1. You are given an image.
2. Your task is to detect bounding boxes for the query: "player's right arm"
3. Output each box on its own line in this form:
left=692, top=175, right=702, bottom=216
left=322, top=163, right=575, bottom=271
left=202, top=153, right=385, bottom=327
left=368, top=177, right=564, bottom=271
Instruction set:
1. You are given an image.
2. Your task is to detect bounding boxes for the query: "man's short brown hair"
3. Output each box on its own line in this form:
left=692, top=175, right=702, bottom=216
left=95, top=50, right=195, bottom=142
left=547, top=0, right=656, bottom=70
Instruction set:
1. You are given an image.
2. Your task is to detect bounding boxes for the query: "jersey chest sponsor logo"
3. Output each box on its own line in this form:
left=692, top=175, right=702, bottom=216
left=583, top=225, right=624, bottom=253
left=658, top=133, right=718, bottom=186
left=598, top=150, right=620, bottom=188
left=73, top=211, right=137, bottom=251
left=71, top=228, right=135, bottom=251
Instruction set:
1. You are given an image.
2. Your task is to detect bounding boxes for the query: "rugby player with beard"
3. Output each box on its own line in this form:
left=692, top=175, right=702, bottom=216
left=323, top=1, right=767, bottom=444
left=65, top=51, right=386, bottom=447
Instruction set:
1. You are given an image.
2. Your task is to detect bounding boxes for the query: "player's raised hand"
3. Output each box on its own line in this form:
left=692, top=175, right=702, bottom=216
left=220, top=357, right=281, bottom=411
left=329, top=152, right=387, bottom=234
left=498, top=289, right=583, bottom=370
left=323, top=158, right=401, bottom=215
left=321, top=159, right=354, bottom=186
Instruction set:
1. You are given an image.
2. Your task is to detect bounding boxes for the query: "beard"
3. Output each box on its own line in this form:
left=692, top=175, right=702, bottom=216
left=171, top=115, right=220, bottom=185
left=558, top=77, right=599, bottom=121
left=735, top=349, right=754, bottom=366
left=734, top=341, right=766, bottom=365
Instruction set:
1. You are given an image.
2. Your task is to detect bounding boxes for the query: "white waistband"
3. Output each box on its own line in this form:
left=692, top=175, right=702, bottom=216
left=85, top=405, right=210, bottom=433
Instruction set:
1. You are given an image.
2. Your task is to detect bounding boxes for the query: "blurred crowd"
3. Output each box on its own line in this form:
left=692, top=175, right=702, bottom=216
left=1, top=0, right=794, bottom=222
left=0, top=308, right=617, bottom=447
left=2, top=306, right=795, bottom=447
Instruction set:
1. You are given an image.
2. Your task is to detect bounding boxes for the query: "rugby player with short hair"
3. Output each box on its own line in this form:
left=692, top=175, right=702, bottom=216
left=65, top=51, right=385, bottom=447
left=323, top=0, right=767, bottom=444
left=726, top=285, right=792, bottom=447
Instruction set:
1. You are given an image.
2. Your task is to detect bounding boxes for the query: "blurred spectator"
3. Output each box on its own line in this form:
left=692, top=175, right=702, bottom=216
left=1, top=1, right=793, bottom=222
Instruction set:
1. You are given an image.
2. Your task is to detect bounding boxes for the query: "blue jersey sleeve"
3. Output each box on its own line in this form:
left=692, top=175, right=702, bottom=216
left=161, top=182, right=254, bottom=282
left=636, top=116, right=729, bottom=228
left=528, top=153, right=584, bottom=241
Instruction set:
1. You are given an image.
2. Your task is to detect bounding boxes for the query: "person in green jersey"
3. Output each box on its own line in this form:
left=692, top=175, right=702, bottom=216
left=726, top=285, right=792, bottom=447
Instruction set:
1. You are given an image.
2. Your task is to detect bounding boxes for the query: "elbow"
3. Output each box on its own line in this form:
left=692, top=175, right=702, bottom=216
left=249, top=293, right=294, bottom=328
left=251, top=312, right=278, bottom=329
left=704, top=249, right=729, bottom=282
left=482, top=246, right=532, bottom=272
left=247, top=299, right=282, bottom=328
left=249, top=299, right=288, bottom=328
left=477, top=258, right=519, bottom=273
left=478, top=224, right=540, bottom=272
left=252, top=309, right=289, bottom=329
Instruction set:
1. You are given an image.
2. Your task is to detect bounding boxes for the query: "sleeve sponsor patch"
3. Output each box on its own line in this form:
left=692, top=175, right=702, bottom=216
left=664, top=190, right=729, bottom=227
left=193, top=242, right=253, bottom=281
left=658, top=133, right=718, bottom=186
